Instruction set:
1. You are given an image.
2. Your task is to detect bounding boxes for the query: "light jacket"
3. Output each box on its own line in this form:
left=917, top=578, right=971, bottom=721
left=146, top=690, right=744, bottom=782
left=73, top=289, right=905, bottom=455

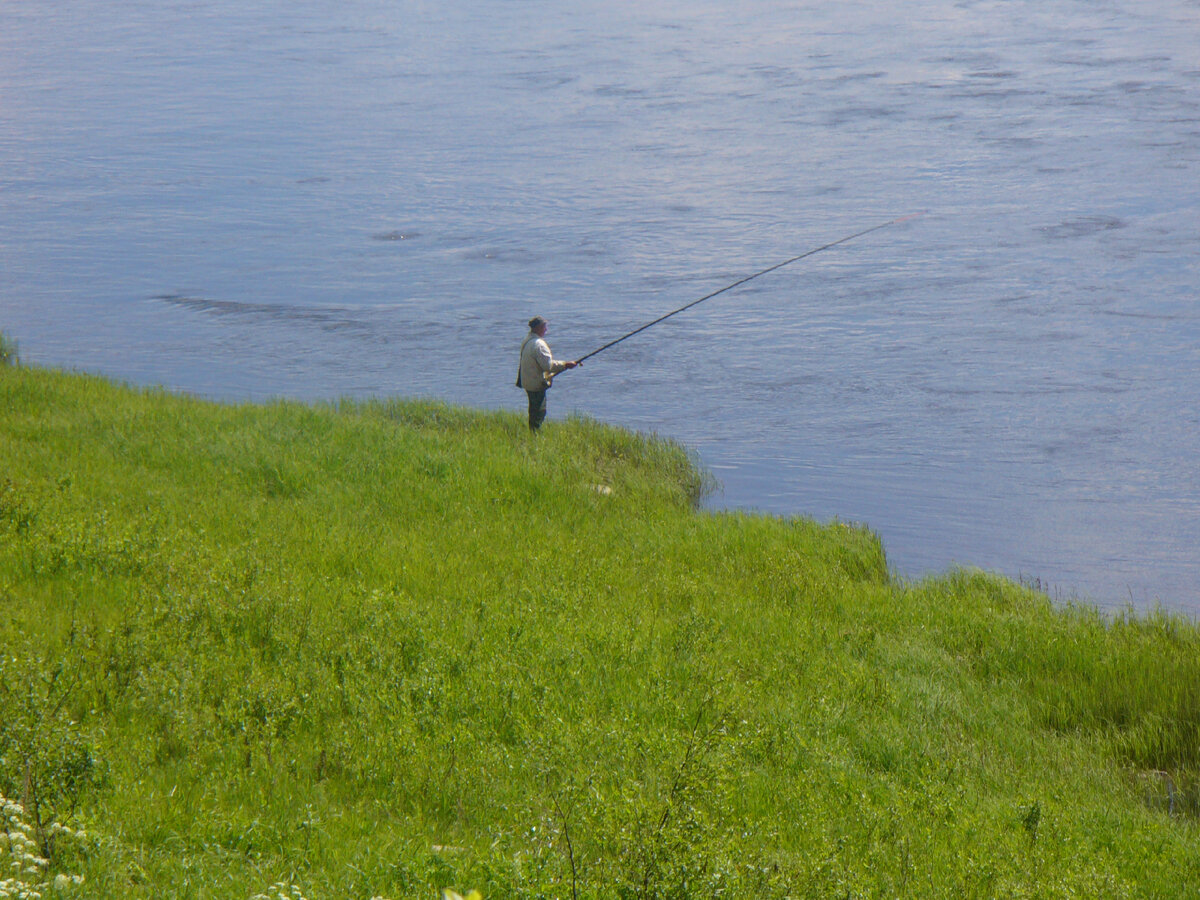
left=518, top=332, right=569, bottom=390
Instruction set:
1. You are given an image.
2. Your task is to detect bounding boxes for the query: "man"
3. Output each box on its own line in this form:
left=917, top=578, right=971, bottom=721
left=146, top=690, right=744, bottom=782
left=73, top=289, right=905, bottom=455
left=517, top=316, right=579, bottom=430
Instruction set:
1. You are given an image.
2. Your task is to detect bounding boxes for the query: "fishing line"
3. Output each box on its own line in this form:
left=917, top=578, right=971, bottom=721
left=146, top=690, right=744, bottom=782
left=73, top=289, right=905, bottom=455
left=570, top=213, right=922, bottom=367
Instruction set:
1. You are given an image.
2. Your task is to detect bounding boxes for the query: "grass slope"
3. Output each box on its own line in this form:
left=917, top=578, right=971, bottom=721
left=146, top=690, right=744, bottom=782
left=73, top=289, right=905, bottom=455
left=2, top=362, right=1199, bottom=899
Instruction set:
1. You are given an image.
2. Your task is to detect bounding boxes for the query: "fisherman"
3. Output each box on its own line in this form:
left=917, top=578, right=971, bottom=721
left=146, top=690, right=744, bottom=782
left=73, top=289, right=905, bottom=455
left=517, top=316, right=579, bottom=430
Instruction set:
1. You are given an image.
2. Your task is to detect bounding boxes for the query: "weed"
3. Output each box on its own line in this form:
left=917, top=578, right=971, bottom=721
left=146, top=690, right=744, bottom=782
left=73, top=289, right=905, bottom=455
left=0, top=792, right=86, bottom=898
left=0, top=332, right=18, bottom=367
left=0, top=652, right=102, bottom=855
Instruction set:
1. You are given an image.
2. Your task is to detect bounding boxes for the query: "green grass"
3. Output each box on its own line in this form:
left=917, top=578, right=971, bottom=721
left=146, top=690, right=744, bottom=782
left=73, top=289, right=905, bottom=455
left=2, top=358, right=1199, bottom=899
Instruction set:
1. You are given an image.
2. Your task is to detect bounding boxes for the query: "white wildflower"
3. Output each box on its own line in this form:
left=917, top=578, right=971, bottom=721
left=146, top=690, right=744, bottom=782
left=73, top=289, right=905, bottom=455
left=251, top=883, right=307, bottom=900
left=1, top=791, right=86, bottom=898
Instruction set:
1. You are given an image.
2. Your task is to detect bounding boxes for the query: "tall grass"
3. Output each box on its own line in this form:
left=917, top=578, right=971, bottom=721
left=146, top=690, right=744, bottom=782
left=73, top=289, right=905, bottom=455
left=2, top=364, right=1199, bottom=898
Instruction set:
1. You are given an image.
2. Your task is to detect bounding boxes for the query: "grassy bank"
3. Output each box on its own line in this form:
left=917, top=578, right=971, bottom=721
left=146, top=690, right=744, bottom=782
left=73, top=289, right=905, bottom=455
left=2, top=359, right=1199, bottom=899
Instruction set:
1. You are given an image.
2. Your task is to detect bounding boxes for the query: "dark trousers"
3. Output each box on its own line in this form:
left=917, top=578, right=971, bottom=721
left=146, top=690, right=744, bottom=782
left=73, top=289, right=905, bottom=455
left=526, top=389, right=547, bottom=430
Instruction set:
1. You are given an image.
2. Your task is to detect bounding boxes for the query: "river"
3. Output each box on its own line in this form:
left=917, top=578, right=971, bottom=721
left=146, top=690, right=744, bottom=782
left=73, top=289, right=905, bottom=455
left=2, top=0, right=1197, bottom=613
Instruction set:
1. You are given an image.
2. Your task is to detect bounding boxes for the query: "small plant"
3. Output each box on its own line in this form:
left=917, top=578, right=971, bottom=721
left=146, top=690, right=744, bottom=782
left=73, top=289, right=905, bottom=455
left=1021, top=802, right=1041, bottom=842
left=0, top=793, right=86, bottom=899
left=0, top=653, right=101, bottom=855
left=0, top=332, right=17, bottom=367
left=250, top=883, right=307, bottom=900
left=244, top=873, right=481, bottom=899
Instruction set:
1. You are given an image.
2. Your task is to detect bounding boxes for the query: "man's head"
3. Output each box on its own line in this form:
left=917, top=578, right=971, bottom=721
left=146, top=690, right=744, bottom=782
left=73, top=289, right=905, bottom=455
left=528, top=316, right=548, bottom=336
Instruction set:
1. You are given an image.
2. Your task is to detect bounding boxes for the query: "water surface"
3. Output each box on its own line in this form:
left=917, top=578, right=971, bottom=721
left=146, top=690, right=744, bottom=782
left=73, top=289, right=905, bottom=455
left=2, top=0, right=1198, bottom=612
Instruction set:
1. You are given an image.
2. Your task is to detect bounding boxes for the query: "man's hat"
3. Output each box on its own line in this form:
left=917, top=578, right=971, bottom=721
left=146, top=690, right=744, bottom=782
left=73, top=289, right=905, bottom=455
left=528, top=316, right=547, bottom=330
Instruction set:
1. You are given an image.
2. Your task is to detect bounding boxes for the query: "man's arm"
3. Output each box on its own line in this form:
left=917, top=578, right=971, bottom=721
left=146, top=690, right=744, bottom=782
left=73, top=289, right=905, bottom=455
left=535, top=340, right=579, bottom=375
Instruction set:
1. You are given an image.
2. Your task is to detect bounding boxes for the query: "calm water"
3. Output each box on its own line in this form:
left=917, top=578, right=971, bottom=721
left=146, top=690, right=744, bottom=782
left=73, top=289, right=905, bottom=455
left=2, top=1, right=1198, bottom=613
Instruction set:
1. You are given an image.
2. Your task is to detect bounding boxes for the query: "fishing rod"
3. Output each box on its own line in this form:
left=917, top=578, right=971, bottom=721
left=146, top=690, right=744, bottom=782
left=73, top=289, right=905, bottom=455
left=568, top=213, right=922, bottom=368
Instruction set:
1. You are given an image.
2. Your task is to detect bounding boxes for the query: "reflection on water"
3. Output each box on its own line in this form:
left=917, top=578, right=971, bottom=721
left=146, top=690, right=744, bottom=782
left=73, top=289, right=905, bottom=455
left=1, top=0, right=1197, bottom=613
